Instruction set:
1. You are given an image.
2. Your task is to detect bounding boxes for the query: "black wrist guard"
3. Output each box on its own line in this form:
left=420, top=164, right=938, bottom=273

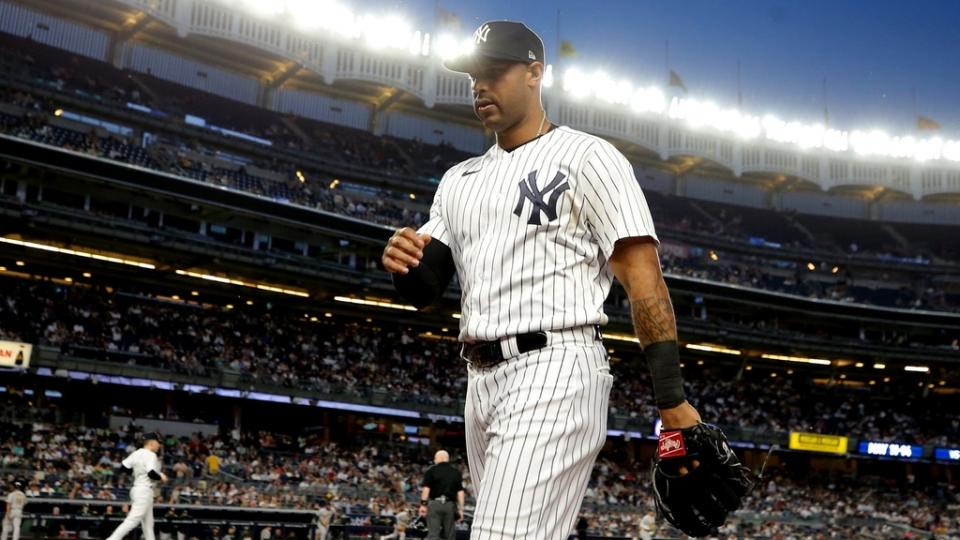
left=644, top=340, right=686, bottom=409
left=392, top=239, right=455, bottom=309
left=420, top=499, right=429, bottom=506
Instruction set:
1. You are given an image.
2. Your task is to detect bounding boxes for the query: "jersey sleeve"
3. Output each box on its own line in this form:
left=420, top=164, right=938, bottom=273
left=579, top=142, right=659, bottom=260
left=121, top=453, right=134, bottom=469
left=5, top=493, right=11, bottom=504
left=417, top=174, right=452, bottom=247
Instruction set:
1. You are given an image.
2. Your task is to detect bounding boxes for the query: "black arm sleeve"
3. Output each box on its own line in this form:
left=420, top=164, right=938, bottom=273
left=148, top=470, right=162, bottom=481
left=392, top=240, right=455, bottom=309
left=120, top=465, right=132, bottom=475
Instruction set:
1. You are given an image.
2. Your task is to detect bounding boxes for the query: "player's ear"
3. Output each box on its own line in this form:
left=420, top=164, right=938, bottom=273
left=527, top=62, right=544, bottom=87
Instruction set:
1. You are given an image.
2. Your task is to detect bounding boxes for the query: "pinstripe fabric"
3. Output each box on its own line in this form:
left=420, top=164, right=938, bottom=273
left=465, top=333, right=612, bottom=539
left=417, top=126, right=658, bottom=342
left=417, top=125, right=655, bottom=538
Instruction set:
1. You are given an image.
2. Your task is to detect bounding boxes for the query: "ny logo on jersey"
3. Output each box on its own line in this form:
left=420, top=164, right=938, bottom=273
left=513, top=170, right=569, bottom=225
left=474, top=24, right=491, bottom=44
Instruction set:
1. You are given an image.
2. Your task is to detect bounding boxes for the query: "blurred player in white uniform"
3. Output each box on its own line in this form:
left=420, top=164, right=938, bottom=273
left=315, top=500, right=334, bottom=540
left=1, top=481, right=26, bottom=540
left=638, top=510, right=656, bottom=540
left=380, top=505, right=412, bottom=540
left=107, top=432, right=167, bottom=540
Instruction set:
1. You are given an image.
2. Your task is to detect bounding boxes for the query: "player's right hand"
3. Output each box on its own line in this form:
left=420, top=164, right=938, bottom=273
left=382, top=227, right=431, bottom=274
left=418, top=504, right=428, bottom=517
left=160, top=472, right=168, bottom=482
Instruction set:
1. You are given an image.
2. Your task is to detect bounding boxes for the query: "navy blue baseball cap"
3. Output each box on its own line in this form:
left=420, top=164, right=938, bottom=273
left=143, top=432, right=161, bottom=442
left=443, top=20, right=545, bottom=74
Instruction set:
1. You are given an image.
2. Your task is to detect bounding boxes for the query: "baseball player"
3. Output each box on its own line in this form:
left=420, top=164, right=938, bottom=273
left=638, top=509, right=656, bottom=540
left=315, top=500, right=334, bottom=540
left=383, top=20, right=753, bottom=540
left=379, top=504, right=412, bottom=540
left=1, top=481, right=26, bottom=540
left=107, top=432, right=167, bottom=540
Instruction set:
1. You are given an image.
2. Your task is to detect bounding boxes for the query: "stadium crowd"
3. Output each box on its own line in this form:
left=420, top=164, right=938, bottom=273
left=1, top=275, right=957, bottom=447
left=1, top=388, right=958, bottom=539
left=1, top=35, right=958, bottom=311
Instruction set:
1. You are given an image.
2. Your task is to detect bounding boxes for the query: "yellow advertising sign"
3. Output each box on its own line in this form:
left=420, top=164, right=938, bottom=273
left=789, top=432, right=848, bottom=454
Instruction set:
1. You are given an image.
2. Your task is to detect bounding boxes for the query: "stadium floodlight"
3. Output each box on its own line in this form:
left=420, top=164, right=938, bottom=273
left=904, top=365, right=930, bottom=373
left=434, top=33, right=475, bottom=62
left=944, top=140, right=960, bottom=161
left=761, top=353, right=832, bottom=366
left=562, top=67, right=591, bottom=100
left=0, top=237, right=155, bottom=269
left=631, top=86, right=667, bottom=114
left=238, top=0, right=284, bottom=17
left=285, top=0, right=325, bottom=29
left=603, top=333, right=640, bottom=343
left=174, top=269, right=310, bottom=297
left=685, top=343, right=741, bottom=355
left=360, top=14, right=413, bottom=50
left=333, top=296, right=416, bottom=311
left=542, top=64, right=554, bottom=88
left=668, top=97, right=760, bottom=140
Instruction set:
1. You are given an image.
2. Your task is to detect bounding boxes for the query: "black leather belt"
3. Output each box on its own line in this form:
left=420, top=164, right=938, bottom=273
left=462, top=331, right=548, bottom=369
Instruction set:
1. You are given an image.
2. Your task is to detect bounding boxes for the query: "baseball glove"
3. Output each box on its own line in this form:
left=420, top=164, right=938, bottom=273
left=652, top=423, right=756, bottom=538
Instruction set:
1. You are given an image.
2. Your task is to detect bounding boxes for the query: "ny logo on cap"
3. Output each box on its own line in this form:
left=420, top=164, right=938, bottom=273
left=474, top=24, right=491, bottom=44
left=514, top=170, right=569, bottom=225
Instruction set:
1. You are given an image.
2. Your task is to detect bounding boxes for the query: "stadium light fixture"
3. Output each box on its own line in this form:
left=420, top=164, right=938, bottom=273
left=83, top=272, right=92, bottom=278
left=761, top=353, right=832, bottom=366
left=451, top=313, right=461, bottom=319
left=604, top=333, right=640, bottom=343
left=174, top=269, right=309, bottom=297
left=685, top=343, right=741, bottom=355
left=904, top=365, right=930, bottom=373
left=434, top=33, right=475, bottom=62
left=333, top=295, right=417, bottom=311
left=0, top=237, right=155, bottom=269
left=873, top=363, right=886, bottom=369
left=15, top=261, right=24, bottom=266
left=0, top=267, right=6, bottom=272
left=542, top=64, right=554, bottom=89
left=237, top=0, right=284, bottom=17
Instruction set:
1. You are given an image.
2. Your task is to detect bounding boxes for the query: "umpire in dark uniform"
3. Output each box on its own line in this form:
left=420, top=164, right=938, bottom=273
left=418, top=450, right=464, bottom=540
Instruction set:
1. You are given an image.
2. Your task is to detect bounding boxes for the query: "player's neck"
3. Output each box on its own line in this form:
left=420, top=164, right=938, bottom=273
left=496, top=108, right=548, bottom=151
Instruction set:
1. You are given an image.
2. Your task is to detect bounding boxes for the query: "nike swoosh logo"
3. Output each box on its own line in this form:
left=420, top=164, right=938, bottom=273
left=461, top=169, right=482, bottom=177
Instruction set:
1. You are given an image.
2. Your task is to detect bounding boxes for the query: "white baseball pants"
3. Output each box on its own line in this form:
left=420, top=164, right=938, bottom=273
left=465, top=327, right=613, bottom=540
left=107, top=485, right=156, bottom=540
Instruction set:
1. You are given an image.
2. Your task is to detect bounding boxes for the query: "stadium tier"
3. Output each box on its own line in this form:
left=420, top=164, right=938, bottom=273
left=0, top=0, right=959, bottom=539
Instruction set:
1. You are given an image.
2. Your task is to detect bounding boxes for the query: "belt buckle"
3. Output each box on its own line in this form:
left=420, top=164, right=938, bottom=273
left=463, top=341, right=500, bottom=369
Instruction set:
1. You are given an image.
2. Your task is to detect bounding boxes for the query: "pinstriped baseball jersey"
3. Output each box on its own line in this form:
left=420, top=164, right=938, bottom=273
left=418, top=125, right=658, bottom=342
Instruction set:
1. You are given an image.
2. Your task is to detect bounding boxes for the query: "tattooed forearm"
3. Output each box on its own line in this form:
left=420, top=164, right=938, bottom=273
left=630, top=292, right=677, bottom=348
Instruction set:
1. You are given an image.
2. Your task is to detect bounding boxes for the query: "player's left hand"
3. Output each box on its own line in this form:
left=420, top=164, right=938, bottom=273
left=651, top=423, right=756, bottom=538
left=659, top=401, right=701, bottom=430
left=458, top=509, right=464, bottom=522
left=418, top=504, right=428, bottom=517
